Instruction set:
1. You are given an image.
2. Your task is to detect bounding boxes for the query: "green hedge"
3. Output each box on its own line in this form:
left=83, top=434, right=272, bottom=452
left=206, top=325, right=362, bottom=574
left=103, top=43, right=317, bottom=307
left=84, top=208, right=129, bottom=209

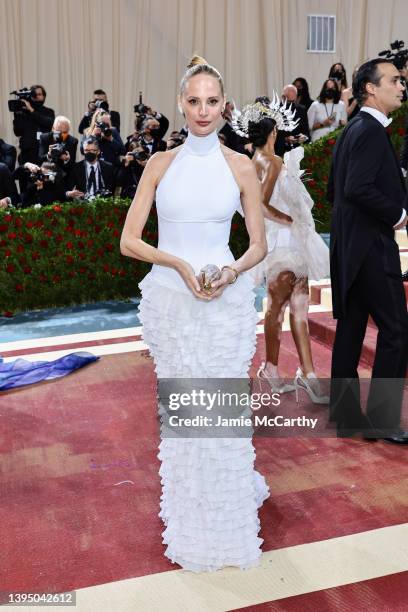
left=1, top=102, right=407, bottom=316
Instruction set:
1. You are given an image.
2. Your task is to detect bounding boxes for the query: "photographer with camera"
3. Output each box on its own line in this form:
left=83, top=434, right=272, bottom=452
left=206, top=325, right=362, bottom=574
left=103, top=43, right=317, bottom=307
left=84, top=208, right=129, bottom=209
left=166, top=131, right=185, bottom=150
left=116, top=140, right=150, bottom=198
left=66, top=136, right=116, bottom=201
left=0, top=163, right=19, bottom=209
left=14, top=161, right=65, bottom=208
left=78, top=89, right=121, bottom=134
left=133, top=93, right=169, bottom=141
left=11, top=85, right=55, bottom=166
left=139, top=116, right=167, bottom=153
left=82, top=109, right=125, bottom=167
left=38, top=116, right=78, bottom=173
left=0, top=138, right=17, bottom=172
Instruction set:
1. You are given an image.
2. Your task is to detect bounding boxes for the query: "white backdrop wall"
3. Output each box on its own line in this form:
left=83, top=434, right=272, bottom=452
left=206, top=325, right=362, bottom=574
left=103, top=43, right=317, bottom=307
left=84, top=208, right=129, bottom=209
left=0, top=0, right=407, bottom=148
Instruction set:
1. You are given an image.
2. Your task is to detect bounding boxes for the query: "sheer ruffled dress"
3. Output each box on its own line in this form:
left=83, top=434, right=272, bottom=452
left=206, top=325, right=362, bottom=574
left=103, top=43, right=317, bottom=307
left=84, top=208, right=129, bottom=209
left=138, top=130, right=269, bottom=572
left=251, top=147, right=330, bottom=286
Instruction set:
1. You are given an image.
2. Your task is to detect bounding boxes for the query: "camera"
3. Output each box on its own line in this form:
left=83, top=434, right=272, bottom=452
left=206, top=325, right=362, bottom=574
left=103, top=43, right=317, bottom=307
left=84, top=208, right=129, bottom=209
left=131, top=149, right=150, bottom=162
left=49, top=143, right=67, bottom=162
left=96, top=121, right=112, bottom=138
left=83, top=188, right=112, bottom=201
left=134, top=91, right=149, bottom=114
left=8, top=87, right=33, bottom=112
left=379, top=40, right=408, bottom=70
left=29, top=170, right=57, bottom=184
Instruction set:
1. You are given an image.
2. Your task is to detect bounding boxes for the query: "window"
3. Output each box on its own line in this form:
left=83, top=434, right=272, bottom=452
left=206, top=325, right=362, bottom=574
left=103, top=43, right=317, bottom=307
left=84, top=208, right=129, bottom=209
left=307, top=15, right=336, bottom=53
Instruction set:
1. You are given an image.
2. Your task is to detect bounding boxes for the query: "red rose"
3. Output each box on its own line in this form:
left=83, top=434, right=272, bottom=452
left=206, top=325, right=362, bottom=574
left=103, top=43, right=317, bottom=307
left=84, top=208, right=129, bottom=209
left=103, top=263, right=110, bottom=272
left=16, top=245, right=24, bottom=253
left=6, top=263, right=15, bottom=273
left=55, top=235, right=63, bottom=242
left=24, top=233, right=33, bottom=244
left=14, top=218, right=23, bottom=227
left=53, top=274, right=61, bottom=283
left=78, top=252, right=86, bottom=260
left=308, top=179, right=316, bottom=187
left=5, top=249, right=11, bottom=257
left=77, top=241, right=85, bottom=250
left=53, top=205, right=62, bottom=212
left=26, top=221, right=34, bottom=229
left=7, top=232, right=17, bottom=240
left=68, top=271, right=76, bottom=278
left=398, top=127, right=405, bottom=136
left=23, top=266, right=32, bottom=274
left=15, top=283, right=24, bottom=292
left=74, top=229, right=82, bottom=236
left=45, top=229, right=53, bottom=237
left=79, top=267, right=86, bottom=274
left=31, top=252, right=40, bottom=260
left=113, top=229, right=120, bottom=237
left=66, top=241, right=74, bottom=249
left=3, top=311, right=13, bottom=318
left=327, top=138, right=336, bottom=145
left=105, top=243, right=113, bottom=252
left=39, top=240, right=48, bottom=249
left=107, top=221, right=114, bottom=228
left=66, top=255, right=74, bottom=264
left=4, top=215, right=12, bottom=223
left=0, top=239, right=7, bottom=246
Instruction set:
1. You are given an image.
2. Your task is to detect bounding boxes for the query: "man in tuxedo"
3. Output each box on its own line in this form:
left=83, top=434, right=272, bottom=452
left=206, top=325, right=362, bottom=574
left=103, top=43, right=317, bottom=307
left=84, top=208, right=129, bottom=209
left=0, top=138, right=17, bottom=172
left=0, top=163, right=19, bottom=208
left=65, top=137, right=116, bottom=200
left=38, top=116, right=78, bottom=172
left=139, top=117, right=167, bottom=154
left=327, top=58, right=408, bottom=443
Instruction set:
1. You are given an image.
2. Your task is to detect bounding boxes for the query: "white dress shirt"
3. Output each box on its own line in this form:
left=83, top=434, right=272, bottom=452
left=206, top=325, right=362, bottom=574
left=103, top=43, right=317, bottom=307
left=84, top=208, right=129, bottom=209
left=360, top=106, right=406, bottom=228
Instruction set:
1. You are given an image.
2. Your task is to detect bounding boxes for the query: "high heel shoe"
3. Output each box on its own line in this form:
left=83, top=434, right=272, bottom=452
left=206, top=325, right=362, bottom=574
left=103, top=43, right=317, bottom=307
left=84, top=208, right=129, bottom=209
left=257, top=363, right=296, bottom=394
left=294, top=367, right=329, bottom=404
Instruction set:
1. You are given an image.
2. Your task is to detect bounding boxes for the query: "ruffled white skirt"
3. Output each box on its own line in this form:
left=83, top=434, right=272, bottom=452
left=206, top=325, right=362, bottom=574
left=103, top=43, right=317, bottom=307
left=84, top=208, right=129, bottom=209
left=138, top=271, right=270, bottom=572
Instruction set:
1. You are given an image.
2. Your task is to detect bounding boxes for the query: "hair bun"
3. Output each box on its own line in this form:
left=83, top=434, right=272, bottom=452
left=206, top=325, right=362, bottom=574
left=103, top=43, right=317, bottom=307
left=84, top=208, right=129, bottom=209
left=187, top=55, right=208, bottom=68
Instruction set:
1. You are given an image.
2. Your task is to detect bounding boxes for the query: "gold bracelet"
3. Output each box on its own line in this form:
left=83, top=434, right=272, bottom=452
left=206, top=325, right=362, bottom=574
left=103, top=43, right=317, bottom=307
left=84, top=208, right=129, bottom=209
left=221, top=265, right=239, bottom=284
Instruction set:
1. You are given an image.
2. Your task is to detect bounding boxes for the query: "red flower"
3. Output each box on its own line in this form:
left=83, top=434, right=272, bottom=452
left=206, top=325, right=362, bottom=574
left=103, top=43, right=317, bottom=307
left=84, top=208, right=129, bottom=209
left=31, top=252, right=41, bottom=260
left=16, top=245, right=24, bottom=253
left=14, top=218, right=23, bottom=227
left=24, top=233, right=33, bottom=244
left=66, top=241, right=74, bottom=249
left=0, top=239, right=6, bottom=246
left=113, top=229, right=120, bottom=237
left=68, top=271, right=76, bottom=278
left=55, top=235, right=63, bottom=242
left=6, top=263, right=15, bottom=273
left=74, top=229, right=82, bottom=236
left=39, top=274, right=47, bottom=282
left=78, top=252, right=86, bottom=260
left=398, top=127, right=405, bottom=136
left=4, top=215, right=12, bottom=223
left=77, top=241, right=85, bottom=250
left=45, top=229, right=53, bottom=237
left=308, top=179, right=316, bottom=188
left=327, top=138, right=336, bottom=145
left=7, top=232, right=17, bottom=240
left=107, top=221, right=114, bottom=228
left=5, top=249, right=11, bottom=257
left=39, top=240, right=48, bottom=249
left=316, top=202, right=324, bottom=209
left=23, top=266, right=32, bottom=274
left=15, top=283, right=24, bottom=292
left=26, top=221, right=34, bottom=229
left=79, top=267, right=86, bottom=274
left=103, top=263, right=110, bottom=272
left=66, top=255, right=74, bottom=264
left=53, top=274, right=61, bottom=283
left=53, top=205, right=62, bottom=212
left=105, top=243, right=113, bottom=252
left=3, top=311, right=13, bottom=318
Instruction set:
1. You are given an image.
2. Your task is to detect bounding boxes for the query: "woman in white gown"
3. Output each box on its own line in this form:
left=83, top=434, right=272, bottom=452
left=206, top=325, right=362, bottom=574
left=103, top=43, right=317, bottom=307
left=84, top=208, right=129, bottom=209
left=233, top=99, right=330, bottom=402
left=120, top=59, right=270, bottom=572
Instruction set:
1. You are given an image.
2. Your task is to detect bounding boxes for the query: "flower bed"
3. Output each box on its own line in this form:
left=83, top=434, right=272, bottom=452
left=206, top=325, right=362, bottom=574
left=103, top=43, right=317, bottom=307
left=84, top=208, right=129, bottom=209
left=1, top=103, right=406, bottom=315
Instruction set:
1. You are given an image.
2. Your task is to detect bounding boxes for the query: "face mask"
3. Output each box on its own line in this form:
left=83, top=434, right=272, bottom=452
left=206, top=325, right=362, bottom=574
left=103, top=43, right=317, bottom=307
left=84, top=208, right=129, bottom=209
left=84, top=152, right=97, bottom=163
left=325, top=89, right=335, bottom=99
left=149, top=128, right=160, bottom=138
left=332, top=70, right=343, bottom=80
left=297, top=88, right=303, bottom=94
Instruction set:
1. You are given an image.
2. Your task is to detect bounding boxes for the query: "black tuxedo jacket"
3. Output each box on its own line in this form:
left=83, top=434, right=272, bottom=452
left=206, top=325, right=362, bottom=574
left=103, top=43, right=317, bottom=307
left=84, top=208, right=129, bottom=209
left=327, top=110, right=407, bottom=318
left=38, top=133, right=78, bottom=170
left=400, top=113, right=408, bottom=171
left=13, top=105, right=55, bottom=154
left=219, top=122, right=250, bottom=155
left=66, top=160, right=116, bottom=194
left=0, top=140, right=17, bottom=172
left=0, top=163, right=19, bottom=205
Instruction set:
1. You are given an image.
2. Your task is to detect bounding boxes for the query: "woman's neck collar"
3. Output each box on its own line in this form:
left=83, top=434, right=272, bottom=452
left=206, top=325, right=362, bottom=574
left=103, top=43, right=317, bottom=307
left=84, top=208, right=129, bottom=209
left=184, top=129, right=220, bottom=155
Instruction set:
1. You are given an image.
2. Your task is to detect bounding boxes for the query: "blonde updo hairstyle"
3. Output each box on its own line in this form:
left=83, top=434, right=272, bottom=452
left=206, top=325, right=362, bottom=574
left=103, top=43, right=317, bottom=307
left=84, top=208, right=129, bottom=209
left=179, top=55, right=225, bottom=98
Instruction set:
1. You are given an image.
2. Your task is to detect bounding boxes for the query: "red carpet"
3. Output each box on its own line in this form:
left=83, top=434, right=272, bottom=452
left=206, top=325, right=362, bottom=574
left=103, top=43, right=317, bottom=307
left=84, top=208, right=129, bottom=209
left=1, top=331, right=407, bottom=598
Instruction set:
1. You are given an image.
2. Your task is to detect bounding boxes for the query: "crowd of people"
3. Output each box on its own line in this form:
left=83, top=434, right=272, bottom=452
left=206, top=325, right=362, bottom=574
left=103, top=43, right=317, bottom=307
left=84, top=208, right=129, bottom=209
left=1, top=58, right=407, bottom=211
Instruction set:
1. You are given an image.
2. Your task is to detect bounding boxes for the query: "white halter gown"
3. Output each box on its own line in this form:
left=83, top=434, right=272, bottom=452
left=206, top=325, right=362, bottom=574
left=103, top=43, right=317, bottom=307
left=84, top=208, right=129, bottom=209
left=138, top=130, right=269, bottom=572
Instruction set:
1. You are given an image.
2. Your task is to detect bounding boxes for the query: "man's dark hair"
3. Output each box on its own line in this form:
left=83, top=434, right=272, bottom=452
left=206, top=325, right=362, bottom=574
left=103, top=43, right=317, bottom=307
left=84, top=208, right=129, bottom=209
left=352, top=58, right=394, bottom=105
left=31, top=84, right=46, bottom=98
left=83, top=136, right=100, bottom=150
left=93, top=89, right=106, bottom=96
left=318, top=79, right=341, bottom=104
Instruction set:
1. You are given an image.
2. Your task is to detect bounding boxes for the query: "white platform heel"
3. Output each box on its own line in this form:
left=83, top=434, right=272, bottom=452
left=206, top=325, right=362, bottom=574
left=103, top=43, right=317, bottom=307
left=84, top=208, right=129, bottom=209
left=256, top=362, right=296, bottom=394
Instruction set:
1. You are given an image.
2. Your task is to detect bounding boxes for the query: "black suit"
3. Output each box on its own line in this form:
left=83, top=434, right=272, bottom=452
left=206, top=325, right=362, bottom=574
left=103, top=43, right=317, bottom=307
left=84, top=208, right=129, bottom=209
left=219, top=122, right=250, bottom=155
left=400, top=113, right=408, bottom=171
left=38, top=133, right=78, bottom=171
left=0, top=163, right=19, bottom=206
left=13, top=103, right=55, bottom=164
left=0, top=140, right=17, bottom=172
left=328, top=110, right=408, bottom=434
left=66, top=159, right=116, bottom=195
